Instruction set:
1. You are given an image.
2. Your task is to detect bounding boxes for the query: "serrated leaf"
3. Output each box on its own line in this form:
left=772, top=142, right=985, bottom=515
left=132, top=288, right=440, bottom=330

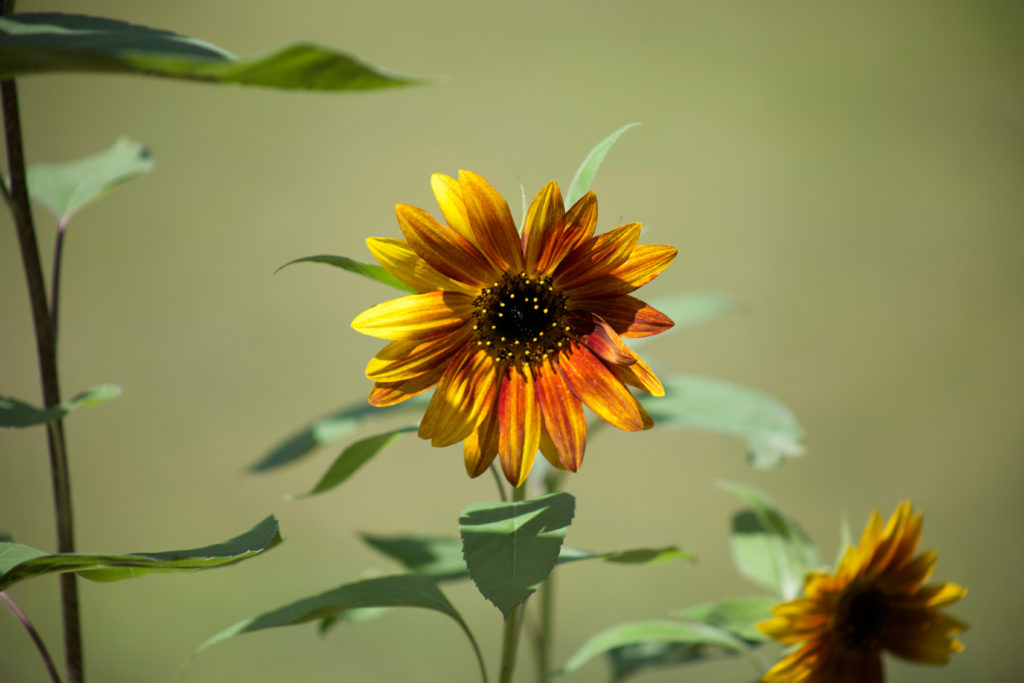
left=0, top=13, right=424, bottom=91
left=673, top=596, right=777, bottom=642
left=292, top=426, right=415, bottom=498
left=275, top=254, right=415, bottom=293
left=718, top=481, right=820, bottom=600
left=460, top=492, right=575, bottom=618
left=0, top=384, right=122, bottom=428
left=566, top=123, right=640, bottom=206
left=24, top=137, right=153, bottom=225
left=0, top=516, right=280, bottom=591
left=557, top=620, right=756, bottom=678
left=642, top=374, right=804, bottom=469
left=195, top=574, right=486, bottom=681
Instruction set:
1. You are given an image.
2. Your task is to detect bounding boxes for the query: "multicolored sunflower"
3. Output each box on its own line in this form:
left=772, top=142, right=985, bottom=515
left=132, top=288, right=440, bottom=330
left=351, top=170, right=675, bottom=486
left=758, top=501, right=967, bottom=683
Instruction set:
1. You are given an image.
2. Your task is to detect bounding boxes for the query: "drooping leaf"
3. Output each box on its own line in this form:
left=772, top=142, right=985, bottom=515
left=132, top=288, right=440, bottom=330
left=23, top=137, right=153, bottom=225
left=643, top=374, right=804, bottom=469
left=0, top=384, right=122, bottom=428
left=275, top=254, right=415, bottom=293
left=719, top=481, right=821, bottom=600
left=556, top=546, right=695, bottom=566
left=460, top=492, right=575, bottom=617
left=195, top=574, right=486, bottom=681
left=0, top=13, right=423, bottom=91
left=556, top=620, right=757, bottom=678
left=566, top=123, right=640, bottom=206
left=317, top=607, right=392, bottom=638
left=673, top=596, right=777, bottom=643
left=0, top=516, right=280, bottom=591
left=292, top=426, right=416, bottom=498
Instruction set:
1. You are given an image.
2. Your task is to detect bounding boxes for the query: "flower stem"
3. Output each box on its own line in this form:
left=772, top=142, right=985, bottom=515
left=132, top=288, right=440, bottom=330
left=497, top=484, right=528, bottom=683
left=1, top=6, right=83, bottom=680
left=1, top=591, right=63, bottom=683
left=533, top=573, right=554, bottom=683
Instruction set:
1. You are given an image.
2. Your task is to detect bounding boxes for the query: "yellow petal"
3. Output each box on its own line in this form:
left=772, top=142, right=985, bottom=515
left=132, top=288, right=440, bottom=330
left=498, top=364, right=540, bottom=487
left=464, top=415, right=500, bottom=478
left=366, top=326, right=471, bottom=382
left=419, top=346, right=499, bottom=447
left=558, top=342, right=650, bottom=432
left=568, top=243, right=677, bottom=298
left=352, top=291, right=473, bottom=340
left=367, top=238, right=476, bottom=295
left=521, top=181, right=566, bottom=277
left=430, top=173, right=476, bottom=243
left=535, top=357, right=586, bottom=471
left=369, top=363, right=446, bottom=407
left=554, top=222, right=641, bottom=291
left=396, top=204, right=497, bottom=287
left=459, top=170, right=525, bottom=274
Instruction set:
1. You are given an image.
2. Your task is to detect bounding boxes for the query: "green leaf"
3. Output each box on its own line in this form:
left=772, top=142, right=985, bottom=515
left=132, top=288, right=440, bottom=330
left=556, top=546, right=695, bottom=566
left=292, top=426, right=415, bottom=498
left=643, top=374, right=804, bottom=469
left=0, top=516, right=280, bottom=591
left=460, top=492, right=575, bottom=618
left=0, top=13, right=423, bottom=91
left=25, top=137, right=153, bottom=225
left=673, top=596, right=777, bottom=643
left=275, top=254, right=415, bottom=293
left=557, top=620, right=756, bottom=678
left=566, top=123, right=640, bottom=206
left=718, top=481, right=821, bottom=600
left=195, top=574, right=487, bottom=681
left=0, top=384, right=121, bottom=428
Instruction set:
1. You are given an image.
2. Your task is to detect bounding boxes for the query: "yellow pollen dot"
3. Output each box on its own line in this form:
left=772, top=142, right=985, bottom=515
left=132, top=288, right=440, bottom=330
left=500, top=302, right=505, bottom=307
left=491, top=325, right=496, bottom=330
left=551, top=322, right=557, bottom=327
left=473, top=325, right=478, bottom=330
left=498, top=312, right=503, bottom=317
left=514, top=340, right=520, bottom=345
left=532, top=337, right=538, bottom=342
left=510, top=293, right=515, bottom=299
left=539, top=331, right=544, bottom=336
left=500, top=337, right=506, bottom=341
left=525, top=350, right=531, bottom=355
left=565, top=325, right=571, bottom=332
left=557, top=341, right=563, bottom=347
left=533, top=297, right=538, bottom=302
left=534, top=305, right=539, bottom=310
left=543, top=308, right=548, bottom=314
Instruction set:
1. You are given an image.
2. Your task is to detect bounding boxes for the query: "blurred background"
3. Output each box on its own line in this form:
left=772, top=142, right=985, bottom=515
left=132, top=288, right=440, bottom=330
left=2, top=1, right=1021, bottom=681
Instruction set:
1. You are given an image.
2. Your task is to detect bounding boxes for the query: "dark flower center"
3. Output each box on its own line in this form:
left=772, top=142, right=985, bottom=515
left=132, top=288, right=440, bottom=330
left=472, top=272, right=573, bottom=364
left=836, top=586, right=890, bottom=654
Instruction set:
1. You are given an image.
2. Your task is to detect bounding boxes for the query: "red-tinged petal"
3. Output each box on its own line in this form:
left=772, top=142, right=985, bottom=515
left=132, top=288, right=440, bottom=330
left=396, top=203, right=497, bottom=287
left=535, top=357, right=585, bottom=471
left=538, top=423, right=568, bottom=470
left=430, top=173, right=476, bottom=243
left=577, top=294, right=674, bottom=338
left=557, top=342, right=650, bottom=432
left=464, top=414, right=499, bottom=478
left=554, top=222, right=641, bottom=291
left=352, top=291, right=473, bottom=340
left=535, top=190, right=598, bottom=277
left=608, top=347, right=665, bottom=396
left=419, top=346, right=499, bottom=447
left=366, top=326, right=471, bottom=382
left=366, top=238, right=476, bottom=295
left=498, top=364, right=540, bottom=487
left=573, top=311, right=635, bottom=367
left=369, top=363, right=446, bottom=407
left=459, top=170, right=525, bottom=274
left=521, top=181, right=565, bottom=277
left=568, top=244, right=677, bottom=299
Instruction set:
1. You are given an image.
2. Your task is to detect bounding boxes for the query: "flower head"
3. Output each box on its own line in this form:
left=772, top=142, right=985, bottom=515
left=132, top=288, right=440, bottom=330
left=352, top=170, right=675, bottom=486
left=758, top=501, right=967, bottom=683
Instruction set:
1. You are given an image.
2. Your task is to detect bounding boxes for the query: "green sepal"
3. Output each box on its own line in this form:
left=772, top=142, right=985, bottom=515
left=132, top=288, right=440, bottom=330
left=566, top=123, right=640, bottom=206
left=275, top=254, right=415, bottom=293
left=291, top=426, right=416, bottom=498
left=0, top=384, right=121, bottom=428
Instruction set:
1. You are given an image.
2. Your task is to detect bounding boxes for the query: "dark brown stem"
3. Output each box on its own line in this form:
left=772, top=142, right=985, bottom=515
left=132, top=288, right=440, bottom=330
left=1, top=591, right=63, bottom=683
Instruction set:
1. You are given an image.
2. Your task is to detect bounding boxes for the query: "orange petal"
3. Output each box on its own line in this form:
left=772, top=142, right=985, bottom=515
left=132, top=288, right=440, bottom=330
left=608, top=347, right=665, bottom=396
left=459, top=170, right=525, bottom=274
left=366, top=326, right=471, bottom=382
left=498, top=364, right=540, bottom=487
left=534, top=190, right=598, bottom=277
left=369, top=363, right=446, bottom=407
left=538, top=423, right=568, bottom=471
left=430, top=173, right=476, bottom=243
left=352, top=291, right=473, bottom=340
left=576, top=295, right=674, bottom=338
left=366, top=238, right=476, bottom=295
left=568, top=244, right=677, bottom=298
left=554, top=222, right=641, bottom=291
left=557, top=342, right=651, bottom=432
left=574, top=311, right=635, bottom=367
left=464, top=414, right=500, bottom=478
left=419, top=346, right=500, bottom=447
left=535, top=357, right=586, bottom=471
left=521, top=181, right=566, bottom=277
left=396, top=204, right=497, bottom=287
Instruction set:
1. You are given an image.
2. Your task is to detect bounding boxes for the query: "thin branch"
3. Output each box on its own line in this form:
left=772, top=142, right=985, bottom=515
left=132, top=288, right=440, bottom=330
left=1, top=591, right=63, bottom=683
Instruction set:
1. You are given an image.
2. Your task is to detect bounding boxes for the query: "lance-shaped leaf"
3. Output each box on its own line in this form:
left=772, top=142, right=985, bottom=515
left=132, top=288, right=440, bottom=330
left=276, top=254, right=415, bottom=293
left=460, top=492, right=575, bottom=618
left=0, top=516, right=280, bottom=591
left=23, top=137, right=153, bottom=226
left=642, top=374, right=804, bottom=469
left=291, top=426, right=416, bottom=498
left=566, top=123, right=640, bottom=206
left=0, top=384, right=121, bottom=428
left=673, top=596, right=777, bottom=643
left=719, top=481, right=820, bottom=600
left=196, top=574, right=487, bottom=682
left=0, top=13, right=423, bottom=91
left=557, top=620, right=758, bottom=678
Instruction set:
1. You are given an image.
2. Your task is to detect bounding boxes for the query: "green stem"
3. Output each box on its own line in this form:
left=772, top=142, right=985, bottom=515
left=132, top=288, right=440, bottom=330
left=533, top=573, right=554, bottom=683
left=1, top=591, right=63, bottom=683
left=497, top=484, right=528, bottom=683
left=1, top=7, right=83, bottom=680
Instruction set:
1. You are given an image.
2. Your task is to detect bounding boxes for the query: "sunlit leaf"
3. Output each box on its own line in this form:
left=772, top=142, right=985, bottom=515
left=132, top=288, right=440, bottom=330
left=0, top=516, right=280, bottom=591
left=0, top=13, right=423, bottom=91
left=673, top=596, right=777, bottom=642
left=23, top=137, right=153, bottom=225
left=292, top=426, right=415, bottom=498
left=643, top=374, right=804, bottom=469
left=557, top=546, right=694, bottom=566
left=460, top=492, right=575, bottom=618
left=195, top=574, right=486, bottom=681
left=566, top=123, right=640, bottom=206
left=0, top=384, right=121, bottom=428
left=275, top=254, right=415, bottom=293
left=719, top=481, right=820, bottom=600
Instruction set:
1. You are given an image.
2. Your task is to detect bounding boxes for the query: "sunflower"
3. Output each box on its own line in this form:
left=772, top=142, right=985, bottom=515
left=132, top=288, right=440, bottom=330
left=351, top=170, right=675, bottom=486
left=758, top=501, right=967, bottom=682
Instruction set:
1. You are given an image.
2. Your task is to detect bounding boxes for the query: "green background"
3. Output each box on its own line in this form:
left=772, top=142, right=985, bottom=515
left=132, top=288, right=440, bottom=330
left=2, top=1, right=1021, bottom=681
